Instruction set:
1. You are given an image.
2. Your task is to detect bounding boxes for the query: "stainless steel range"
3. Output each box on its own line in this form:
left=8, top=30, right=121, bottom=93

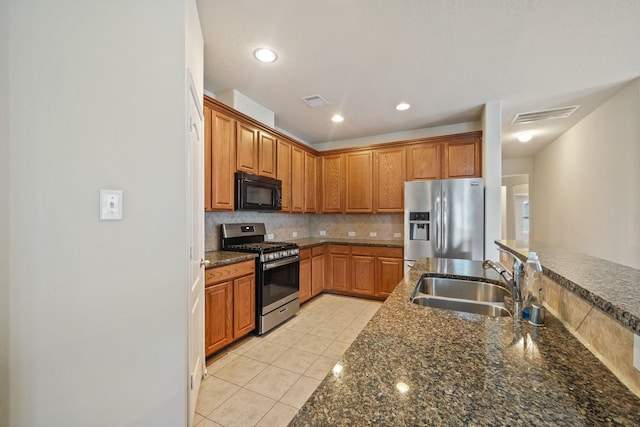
left=220, top=223, right=300, bottom=335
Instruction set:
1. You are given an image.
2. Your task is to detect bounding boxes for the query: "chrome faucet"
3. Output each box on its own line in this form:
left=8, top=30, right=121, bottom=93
left=482, top=250, right=524, bottom=304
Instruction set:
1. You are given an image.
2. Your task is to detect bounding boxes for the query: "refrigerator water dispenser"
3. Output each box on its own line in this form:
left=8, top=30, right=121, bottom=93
left=409, top=212, right=430, bottom=241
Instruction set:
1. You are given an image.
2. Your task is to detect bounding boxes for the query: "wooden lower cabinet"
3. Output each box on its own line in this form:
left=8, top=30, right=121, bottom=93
left=375, top=255, right=404, bottom=298
left=299, top=249, right=312, bottom=303
left=326, top=245, right=403, bottom=299
left=326, top=245, right=350, bottom=293
left=311, top=246, right=325, bottom=297
left=299, top=246, right=326, bottom=304
left=205, top=260, right=255, bottom=356
left=204, top=281, right=233, bottom=356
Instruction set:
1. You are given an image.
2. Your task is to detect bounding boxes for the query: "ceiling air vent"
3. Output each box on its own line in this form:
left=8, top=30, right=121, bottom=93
left=301, top=95, right=329, bottom=107
left=511, top=105, right=580, bottom=125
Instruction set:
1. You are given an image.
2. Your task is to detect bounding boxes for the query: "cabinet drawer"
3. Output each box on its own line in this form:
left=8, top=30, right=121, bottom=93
left=327, top=244, right=350, bottom=255
left=311, top=245, right=325, bottom=256
left=299, top=248, right=311, bottom=260
left=206, top=260, right=255, bottom=285
left=351, top=246, right=402, bottom=258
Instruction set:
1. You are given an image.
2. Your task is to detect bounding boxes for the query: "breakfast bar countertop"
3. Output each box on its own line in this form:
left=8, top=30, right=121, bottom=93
left=289, top=258, right=640, bottom=426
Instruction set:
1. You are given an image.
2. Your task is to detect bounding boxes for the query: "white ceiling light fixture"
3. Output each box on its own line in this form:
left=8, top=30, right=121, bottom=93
left=396, top=103, right=411, bottom=111
left=331, top=114, right=344, bottom=123
left=253, top=48, right=277, bottom=63
left=517, top=132, right=533, bottom=143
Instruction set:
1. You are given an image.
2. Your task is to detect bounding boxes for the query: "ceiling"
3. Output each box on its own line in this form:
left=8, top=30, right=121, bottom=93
left=196, top=0, right=640, bottom=158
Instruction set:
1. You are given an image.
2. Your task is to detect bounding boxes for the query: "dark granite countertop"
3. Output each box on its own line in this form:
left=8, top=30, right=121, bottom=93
left=203, top=250, right=256, bottom=268
left=291, top=237, right=403, bottom=249
left=290, top=258, right=640, bottom=426
left=497, top=240, right=640, bottom=335
left=205, top=239, right=401, bottom=268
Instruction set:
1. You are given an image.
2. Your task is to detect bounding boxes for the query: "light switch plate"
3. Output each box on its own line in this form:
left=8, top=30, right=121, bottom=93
left=394, top=232, right=401, bottom=238
left=100, top=189, right=123, bottom=220
left=348, top=231, right=356, bottom=237
left=267, top=233, right=274, bottom=240
left=292, top=231, right=298, bottom=238
left=319, top=230, right=326, bottom=236
left=634, top=334, right=640, bottom=371
left=369, top=232, right=377, bottom=237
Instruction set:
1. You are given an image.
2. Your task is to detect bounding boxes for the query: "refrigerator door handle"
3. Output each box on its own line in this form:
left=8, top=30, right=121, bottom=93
left=435, top=192, right=441, bottom=252
left=442, top=190, right=447, bottom=254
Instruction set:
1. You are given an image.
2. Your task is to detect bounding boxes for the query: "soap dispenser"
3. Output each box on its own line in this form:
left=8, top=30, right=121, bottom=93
left=522, top=252, right=544, bottom=325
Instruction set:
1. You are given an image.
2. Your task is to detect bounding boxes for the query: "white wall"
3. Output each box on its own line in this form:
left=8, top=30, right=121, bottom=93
left=0, top=0, right=10, bottom=423
left=483, top=101, right=502, bottom=260
left=7, top=0, right=197, bottom=425
left=532, top=79, right=640, bottom=269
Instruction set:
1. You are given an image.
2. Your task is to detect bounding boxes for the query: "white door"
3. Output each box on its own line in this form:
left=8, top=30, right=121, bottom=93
left=187, top=70, right=205, bottom=425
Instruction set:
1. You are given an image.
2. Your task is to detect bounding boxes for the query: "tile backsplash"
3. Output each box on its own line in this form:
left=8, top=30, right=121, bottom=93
left=206, top=212, right=403, bottom=251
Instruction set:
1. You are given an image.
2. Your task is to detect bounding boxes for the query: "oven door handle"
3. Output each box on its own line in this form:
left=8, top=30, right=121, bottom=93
left=263, top=255, right=300, bottom=271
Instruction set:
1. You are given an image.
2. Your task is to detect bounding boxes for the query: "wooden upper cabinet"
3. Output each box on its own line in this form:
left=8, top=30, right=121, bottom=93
left=276, top=139, right=292, bottom=212
left=258, top=131, right=277, bottom=178
left=204, top=105, right=213, bottom=211
left=304, top=151, right=317, bottom=213
left=208, top=108, right=236, bottom=211
left=345, top=151, right=373, bottom=213
left=291, top=146, right=305, bottom=213
left=374, top=147, right=405, bottom=213
left=236, top=122, right=259, bottom=174
left=406, top=142, right=441, bottom=181
left=322, top=154, right=344, bottom=213
left=443, top=136, right=481, bottom=178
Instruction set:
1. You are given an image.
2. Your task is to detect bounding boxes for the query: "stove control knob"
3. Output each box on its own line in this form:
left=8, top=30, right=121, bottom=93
left=267, top=253, right=273, bottom=260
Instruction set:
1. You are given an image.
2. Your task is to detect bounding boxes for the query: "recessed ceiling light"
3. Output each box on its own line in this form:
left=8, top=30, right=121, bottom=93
left=396, top=103, right=410, bottom=111
left=517, top=132, right=533, bottom=143
left=253, top=48, right=277, bottom=63
left=331, top=114, right=344, bottom=123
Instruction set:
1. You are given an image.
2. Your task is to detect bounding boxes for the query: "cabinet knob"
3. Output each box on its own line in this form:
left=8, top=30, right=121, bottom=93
left=200, top=259, right=211, bottom=268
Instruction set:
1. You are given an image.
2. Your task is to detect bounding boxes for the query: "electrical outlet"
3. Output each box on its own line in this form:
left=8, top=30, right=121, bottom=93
left=394, top=232, right=401, bottom=238
left=348, top=231, right=356, bottom=237
left=634, top=334, right=640, bottom=371
left=319, top=230, right=326, bottom=236
left=292, top=231, right=298, bottom=238
left=267, top=233, right=274, bottom=240
left=369, top=232, right=377, bottom=237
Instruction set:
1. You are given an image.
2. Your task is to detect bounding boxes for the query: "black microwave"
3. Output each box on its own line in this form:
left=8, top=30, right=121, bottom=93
left=235, top=171, right=282, bottom=211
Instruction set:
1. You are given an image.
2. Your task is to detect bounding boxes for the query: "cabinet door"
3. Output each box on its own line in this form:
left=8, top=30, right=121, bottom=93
left=406, top=143, right=441, bottom=180
left=311, top=250, right=325, bottom=297
left=209, top=109, right=236, bottom=211
left=205, top=281, right=233, bottom=356
left=345, top=151, right=373, bottom=213
left=276, top=139, right=292, bottom=212
left=204, top=106, right=213, bottom=211
left=443, top=137, right=481, bottom=178
left=304, top=151, right=317, bottom=213
left=299, top=249, right=312, bottom=303
left=322, top=154, right=344, bottom=213
left=258, top=131, right=277, bottom=178
left=351, top=253, right=376, bottom=296
left=326, top=246, right=350, bottom=292
left=291, top=146, right=305, bottom=213
left=233, top=274, right=255, bottom=338
left=374, top=147, right=405, bottom=213
left=376, top=256, right=403, bottom=298
left=236, top=122, right=259, bottom=173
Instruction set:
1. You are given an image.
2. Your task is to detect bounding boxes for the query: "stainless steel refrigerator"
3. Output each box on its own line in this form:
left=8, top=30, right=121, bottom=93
left=404, top=178, right=484, bottom=272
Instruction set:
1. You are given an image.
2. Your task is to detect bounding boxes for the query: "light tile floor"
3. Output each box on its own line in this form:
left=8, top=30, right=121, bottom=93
left=194, top=294, right=382, bottom=427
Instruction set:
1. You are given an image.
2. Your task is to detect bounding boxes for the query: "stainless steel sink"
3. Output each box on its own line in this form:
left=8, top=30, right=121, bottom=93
left=411, top=295, right=512, bottom=317
left=410, top=276, right=512, bottom=318
left=414, top=277, right=510, bottom=302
